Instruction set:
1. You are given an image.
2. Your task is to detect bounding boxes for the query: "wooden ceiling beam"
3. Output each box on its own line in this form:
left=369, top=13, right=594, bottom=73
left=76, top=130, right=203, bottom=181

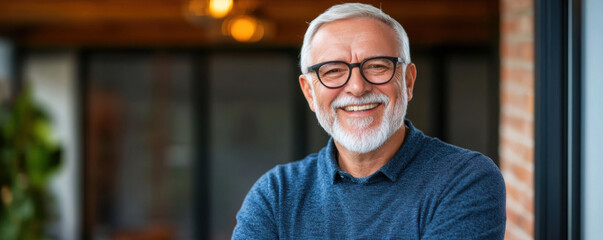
left=7, top=20, right=491, bottom=47
left=0, top=0, right=498, bottom=47
left=259, top=0, right=495, bottom=21
left=0, top=0, right=496, bottom=24
left=0, top=1, right=187, bottom=25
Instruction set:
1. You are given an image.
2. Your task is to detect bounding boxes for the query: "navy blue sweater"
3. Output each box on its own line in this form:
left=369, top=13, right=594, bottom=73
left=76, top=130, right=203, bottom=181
left=233, top=120, right=506, bottom=239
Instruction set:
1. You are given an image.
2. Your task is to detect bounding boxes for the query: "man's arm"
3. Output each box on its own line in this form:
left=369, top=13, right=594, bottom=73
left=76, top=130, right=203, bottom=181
left=232, top=173, right=279, bottom=240
left=422, top=155, right=507, bottom=239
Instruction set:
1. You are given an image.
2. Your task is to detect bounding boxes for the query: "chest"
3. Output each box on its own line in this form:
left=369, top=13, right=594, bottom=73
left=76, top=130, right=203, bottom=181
left=277, top=182, right=433, bottom=239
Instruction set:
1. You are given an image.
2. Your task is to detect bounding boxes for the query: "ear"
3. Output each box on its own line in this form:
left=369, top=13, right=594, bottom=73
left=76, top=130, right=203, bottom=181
left=404, top=63, right=417, bottom=101
left=299, top=74, right=316, bottom=112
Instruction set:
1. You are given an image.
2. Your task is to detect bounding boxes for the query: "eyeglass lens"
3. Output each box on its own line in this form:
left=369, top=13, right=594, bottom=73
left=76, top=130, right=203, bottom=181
left=317, top=57, right=395, bottom=87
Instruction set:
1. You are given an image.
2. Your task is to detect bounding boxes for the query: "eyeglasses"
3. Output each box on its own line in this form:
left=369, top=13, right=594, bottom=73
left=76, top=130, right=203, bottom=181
left=307, top=56, right=404, bottom=89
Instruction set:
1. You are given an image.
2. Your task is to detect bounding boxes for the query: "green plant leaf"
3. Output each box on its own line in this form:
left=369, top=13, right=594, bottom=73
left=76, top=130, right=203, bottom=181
left=0, top=83, right=63, bottom=239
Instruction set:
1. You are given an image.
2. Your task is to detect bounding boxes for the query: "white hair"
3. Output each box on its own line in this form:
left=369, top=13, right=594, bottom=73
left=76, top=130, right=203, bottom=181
left=299, top=3, right=411, bottom=75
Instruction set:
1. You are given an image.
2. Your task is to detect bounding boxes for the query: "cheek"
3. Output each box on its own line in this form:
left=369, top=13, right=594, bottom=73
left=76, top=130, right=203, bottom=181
left=314, top=89, right=339, bottom=110
left=381, top=81, right=404, bottom=102
left=393, top=68, right=407, bottom=96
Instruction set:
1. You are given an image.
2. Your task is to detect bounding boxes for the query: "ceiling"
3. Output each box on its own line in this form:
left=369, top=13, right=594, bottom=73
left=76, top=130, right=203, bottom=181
left=0, top=0, right=499, bottom=47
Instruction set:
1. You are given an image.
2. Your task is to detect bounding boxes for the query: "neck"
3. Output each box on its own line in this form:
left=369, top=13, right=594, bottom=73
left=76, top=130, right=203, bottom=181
left=335, top=125, right=408, bottom=178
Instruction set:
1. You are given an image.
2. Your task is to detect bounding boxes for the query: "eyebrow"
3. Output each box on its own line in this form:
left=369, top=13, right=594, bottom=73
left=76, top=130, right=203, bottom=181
left=315, top=55, right=389, bottom=64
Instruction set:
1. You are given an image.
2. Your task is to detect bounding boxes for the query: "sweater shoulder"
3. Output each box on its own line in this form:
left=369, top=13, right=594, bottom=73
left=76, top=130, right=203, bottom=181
left=272, top=153, right=319, bottom=177
left=254, top=153, right=320, bottom=191
left=413, top=136, right=504, bottom=193
left=421, top=136, right=498, bottom=171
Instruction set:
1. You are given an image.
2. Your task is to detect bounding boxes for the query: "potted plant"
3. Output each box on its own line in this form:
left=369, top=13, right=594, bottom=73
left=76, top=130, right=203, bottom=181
left=0, top=86, right=62, bottom=240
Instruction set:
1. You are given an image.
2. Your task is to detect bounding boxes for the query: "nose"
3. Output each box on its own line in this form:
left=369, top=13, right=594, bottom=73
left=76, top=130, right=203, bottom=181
left=343, top=66, right=372, bottom=96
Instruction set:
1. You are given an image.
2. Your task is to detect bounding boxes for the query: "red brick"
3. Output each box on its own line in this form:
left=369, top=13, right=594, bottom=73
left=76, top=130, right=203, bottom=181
left=501, top=40, right=534, bottom=62
left=501, top=13, right=534, bottom=38
left=501, top=0, right=534, bottom=14
left=505, top=226, right=523, bottom=240
left=500, top=141, right=533, bottom=169
left=506, top=181, right=534, bottom=210
left=510, top=161, right=534, bottom=189
left=500, top=67, right=534, bottom=90
left=501, top=112, right=533, bottom=136
left=500, top=0, right=534, bottom=238
left=525, top=92, right=534, bottom=115
left=501, top=88, right=534, bottom=116
left=507, top=203, right=534, bottom=233
left=517, top=14, right=534, bottom=37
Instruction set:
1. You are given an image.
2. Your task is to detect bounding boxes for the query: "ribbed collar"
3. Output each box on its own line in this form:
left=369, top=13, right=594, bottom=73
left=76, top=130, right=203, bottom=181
left=318, top=119, right=426, bottom=185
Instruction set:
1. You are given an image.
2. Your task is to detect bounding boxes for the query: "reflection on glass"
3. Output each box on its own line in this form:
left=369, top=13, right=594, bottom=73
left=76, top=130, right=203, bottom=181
left=86, top=53, right=195, bottom=239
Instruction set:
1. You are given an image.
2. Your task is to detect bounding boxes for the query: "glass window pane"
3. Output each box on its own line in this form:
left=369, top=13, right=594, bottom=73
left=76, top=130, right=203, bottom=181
left=208, top=53, right=295, bottom=239
left=86, top=53, right=195, bottom=239
left=582, top=0, right=603, bottom=238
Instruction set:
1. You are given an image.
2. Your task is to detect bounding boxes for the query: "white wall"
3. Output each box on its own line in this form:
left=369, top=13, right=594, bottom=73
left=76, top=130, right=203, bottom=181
left=582, top=0, right=603, bottom=238
left=24, top=51, right=80, bottom=240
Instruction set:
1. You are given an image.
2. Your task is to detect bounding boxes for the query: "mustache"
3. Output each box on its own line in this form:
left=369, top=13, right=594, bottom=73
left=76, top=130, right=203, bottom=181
left=330, top=92, right=390, bottom=110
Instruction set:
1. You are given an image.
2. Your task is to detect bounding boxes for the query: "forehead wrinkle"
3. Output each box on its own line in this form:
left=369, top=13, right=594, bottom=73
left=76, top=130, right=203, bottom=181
left=310, top=18, right=399, bottom=64
left=310, top=30, right=352, bottom=63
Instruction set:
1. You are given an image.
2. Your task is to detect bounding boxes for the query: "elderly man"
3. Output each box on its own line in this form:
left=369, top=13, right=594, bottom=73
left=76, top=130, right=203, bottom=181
left=232, top=3, right=506, bottom=239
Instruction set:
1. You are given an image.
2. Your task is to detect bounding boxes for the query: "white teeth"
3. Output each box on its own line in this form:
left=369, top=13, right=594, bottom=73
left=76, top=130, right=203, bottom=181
left=343, top=103, right=379, bottom=112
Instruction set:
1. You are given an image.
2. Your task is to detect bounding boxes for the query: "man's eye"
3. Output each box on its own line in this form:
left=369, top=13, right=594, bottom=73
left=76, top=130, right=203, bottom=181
left=326, top=68, right=344, bottom=74
left=321, top=67, right=347, bottom=77
left=367, top=64, right=387, bottom=69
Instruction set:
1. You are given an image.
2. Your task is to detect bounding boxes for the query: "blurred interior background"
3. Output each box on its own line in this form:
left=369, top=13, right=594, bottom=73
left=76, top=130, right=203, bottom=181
left=1, top=0, right=601, bottom=240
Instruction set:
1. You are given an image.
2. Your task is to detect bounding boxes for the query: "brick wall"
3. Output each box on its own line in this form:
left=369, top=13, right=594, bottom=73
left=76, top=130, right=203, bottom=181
left=500, top=0, right=534, bottom=239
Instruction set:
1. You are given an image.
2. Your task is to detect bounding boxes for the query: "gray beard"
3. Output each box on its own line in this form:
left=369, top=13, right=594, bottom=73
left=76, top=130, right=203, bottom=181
left=312, top=84, right=407, bottom=153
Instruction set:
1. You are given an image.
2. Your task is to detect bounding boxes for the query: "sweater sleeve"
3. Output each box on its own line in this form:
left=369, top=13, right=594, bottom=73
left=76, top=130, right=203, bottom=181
left=231, top=172, right=279, bottom=240
left=422, top=154, right=507, bottom=240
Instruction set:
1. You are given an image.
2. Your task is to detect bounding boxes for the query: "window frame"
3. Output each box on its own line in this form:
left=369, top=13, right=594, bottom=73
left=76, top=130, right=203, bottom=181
left=534, top=0, right=582, bottom=239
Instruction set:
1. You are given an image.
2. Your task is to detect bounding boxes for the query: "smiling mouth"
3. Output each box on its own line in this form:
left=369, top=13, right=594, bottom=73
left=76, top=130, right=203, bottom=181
left=342, top=103, right=380, bottom=112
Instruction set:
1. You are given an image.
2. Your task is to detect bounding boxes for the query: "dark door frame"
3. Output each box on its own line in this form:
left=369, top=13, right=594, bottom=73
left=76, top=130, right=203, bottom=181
left=534, top=0, right=582, bottom=239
